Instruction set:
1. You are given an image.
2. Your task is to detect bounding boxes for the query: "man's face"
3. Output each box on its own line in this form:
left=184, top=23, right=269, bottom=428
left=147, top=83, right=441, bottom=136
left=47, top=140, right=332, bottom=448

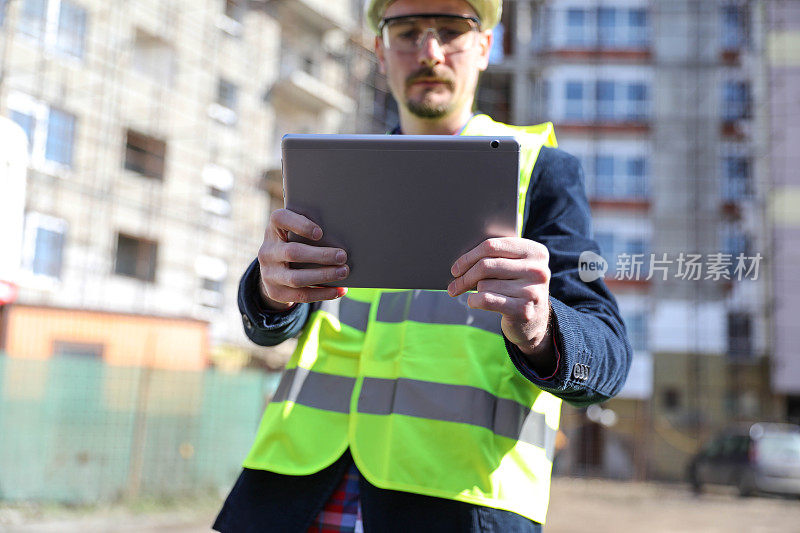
left=375, top=0, right=493, bottom=120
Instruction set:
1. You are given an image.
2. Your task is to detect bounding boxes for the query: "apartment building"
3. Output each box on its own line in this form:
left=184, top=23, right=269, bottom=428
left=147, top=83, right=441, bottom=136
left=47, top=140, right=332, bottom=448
left=479, top=0, right=776, bottom=480
left=767, top=0, right=800, bottom=424
left=0, top=0, right=377, bottom=369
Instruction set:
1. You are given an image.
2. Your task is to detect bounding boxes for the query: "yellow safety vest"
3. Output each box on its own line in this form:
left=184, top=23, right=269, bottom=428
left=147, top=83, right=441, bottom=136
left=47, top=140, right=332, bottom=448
left=244, top=114, right=560, bottom=524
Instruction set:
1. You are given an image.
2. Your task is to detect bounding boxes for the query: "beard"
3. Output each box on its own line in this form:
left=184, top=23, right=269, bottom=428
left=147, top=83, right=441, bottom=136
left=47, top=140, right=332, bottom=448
left=406, top=96, right=452, bottom=118
left=404, top=67, right=456, bottom=119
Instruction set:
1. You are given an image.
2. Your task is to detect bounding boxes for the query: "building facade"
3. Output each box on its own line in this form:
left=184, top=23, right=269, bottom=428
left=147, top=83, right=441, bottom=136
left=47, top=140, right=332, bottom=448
left=766, top=0, right=800, bottom=423
left=479, top=0, right=779, bottom=480
left=0, top=0, right=381, bottom=368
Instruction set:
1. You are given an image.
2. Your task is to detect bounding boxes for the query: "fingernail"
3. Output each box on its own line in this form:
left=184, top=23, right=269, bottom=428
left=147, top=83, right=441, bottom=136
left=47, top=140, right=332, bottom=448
left=312, top=227, right=322, bottom=240
left=336, top=251, right=346, bottom=263
left=447, top=284, right=455, bottom=296
left=337, top=266, right=348, bottom=278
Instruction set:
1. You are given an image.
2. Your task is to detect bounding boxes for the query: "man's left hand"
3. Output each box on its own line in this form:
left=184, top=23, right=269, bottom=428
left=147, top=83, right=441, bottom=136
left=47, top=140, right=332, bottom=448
left=448, top=237, right=554, bottom=359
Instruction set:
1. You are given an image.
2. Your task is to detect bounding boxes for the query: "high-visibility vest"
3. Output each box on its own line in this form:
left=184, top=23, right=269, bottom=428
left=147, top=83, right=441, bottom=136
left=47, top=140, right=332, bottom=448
left=244, top=115, right=561, bottom=524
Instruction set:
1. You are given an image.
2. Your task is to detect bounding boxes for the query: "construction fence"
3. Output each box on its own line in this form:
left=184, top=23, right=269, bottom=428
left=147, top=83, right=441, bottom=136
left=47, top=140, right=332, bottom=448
left=0, top=353, right=279, bottom=504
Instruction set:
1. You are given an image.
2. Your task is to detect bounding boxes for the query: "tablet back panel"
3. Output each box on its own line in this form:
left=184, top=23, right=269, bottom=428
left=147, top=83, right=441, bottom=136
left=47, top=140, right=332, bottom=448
left=282, top=134, right=520, bottom=290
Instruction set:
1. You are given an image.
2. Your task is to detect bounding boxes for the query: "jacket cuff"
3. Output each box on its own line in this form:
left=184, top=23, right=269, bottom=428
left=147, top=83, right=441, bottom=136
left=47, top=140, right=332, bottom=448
left=506, top=296, right=594, bottom=396
left=238, top=259, right=310, bottom=346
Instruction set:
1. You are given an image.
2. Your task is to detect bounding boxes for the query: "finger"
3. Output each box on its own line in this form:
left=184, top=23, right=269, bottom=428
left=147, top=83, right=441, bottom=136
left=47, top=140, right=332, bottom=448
left=475, top=279, right=545, bottom=301
left=448, top=257, right=548, bottom=297
left=451, top=238, right=530, bottom=278
left=269, top=285, right=347, bottom=304
left=466, top=291, right=523, bottom=315
left=278, top=242, right=347, bottom=265
left=275, top=264, right=350, bottom=289
left=269, top=208, right=323, bottom=241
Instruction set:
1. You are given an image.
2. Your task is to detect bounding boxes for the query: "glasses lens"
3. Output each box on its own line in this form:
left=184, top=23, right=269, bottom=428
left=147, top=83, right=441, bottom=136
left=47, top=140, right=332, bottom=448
left=383, top=16, right=477, bottom=52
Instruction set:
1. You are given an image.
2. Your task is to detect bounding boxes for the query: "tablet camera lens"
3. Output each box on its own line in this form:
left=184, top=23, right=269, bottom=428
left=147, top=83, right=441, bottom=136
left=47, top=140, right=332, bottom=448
left=490, top=140, right=500, bottom=148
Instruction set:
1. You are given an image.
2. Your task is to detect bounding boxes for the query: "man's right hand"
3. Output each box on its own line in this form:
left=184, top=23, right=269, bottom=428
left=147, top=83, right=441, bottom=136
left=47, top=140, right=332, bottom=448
left=257, top=208, right=349, bottom=311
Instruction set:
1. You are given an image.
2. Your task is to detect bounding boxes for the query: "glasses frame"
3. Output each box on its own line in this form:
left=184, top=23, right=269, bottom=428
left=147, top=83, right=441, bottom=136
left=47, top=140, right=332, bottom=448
left=379, top=13, right=482, bottom=53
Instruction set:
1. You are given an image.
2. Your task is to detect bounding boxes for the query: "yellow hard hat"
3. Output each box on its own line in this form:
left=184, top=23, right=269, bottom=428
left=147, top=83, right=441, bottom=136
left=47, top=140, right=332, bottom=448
left=364, top=0, right=502, bottom=35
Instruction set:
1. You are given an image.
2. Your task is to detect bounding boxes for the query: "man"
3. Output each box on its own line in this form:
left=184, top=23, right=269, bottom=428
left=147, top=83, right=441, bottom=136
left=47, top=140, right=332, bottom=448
left=214, top=0, right=632, bottom=531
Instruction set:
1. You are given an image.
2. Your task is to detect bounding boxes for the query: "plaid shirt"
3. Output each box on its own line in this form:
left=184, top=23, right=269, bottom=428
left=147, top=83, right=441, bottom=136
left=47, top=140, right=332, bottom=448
left=307, top=462, right=363, bottom=533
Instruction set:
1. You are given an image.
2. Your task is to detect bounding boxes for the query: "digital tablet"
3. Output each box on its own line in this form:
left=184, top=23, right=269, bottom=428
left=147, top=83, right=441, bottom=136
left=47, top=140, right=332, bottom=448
left=282, top=134, right=520, bottom=290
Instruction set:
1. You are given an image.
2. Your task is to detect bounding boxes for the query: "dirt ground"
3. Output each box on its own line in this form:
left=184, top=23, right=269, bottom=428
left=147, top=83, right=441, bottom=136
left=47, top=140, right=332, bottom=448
left=2, top=478, right=799, bottom=532
left=546, top=478, right=800, bottom=533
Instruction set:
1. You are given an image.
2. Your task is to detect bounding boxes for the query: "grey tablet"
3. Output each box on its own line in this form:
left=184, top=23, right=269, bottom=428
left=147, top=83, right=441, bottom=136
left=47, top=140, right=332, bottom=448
left=282, top=134, right=520, bottom=290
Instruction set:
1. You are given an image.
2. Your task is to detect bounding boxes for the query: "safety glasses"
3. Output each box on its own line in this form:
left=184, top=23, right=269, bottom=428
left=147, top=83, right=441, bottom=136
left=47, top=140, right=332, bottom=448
left=379, top=14, right=481, bottom=53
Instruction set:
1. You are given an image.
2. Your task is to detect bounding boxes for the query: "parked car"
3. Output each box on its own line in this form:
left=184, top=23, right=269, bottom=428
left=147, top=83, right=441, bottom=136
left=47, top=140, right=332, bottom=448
left=687, top=423, right=800, bottom=497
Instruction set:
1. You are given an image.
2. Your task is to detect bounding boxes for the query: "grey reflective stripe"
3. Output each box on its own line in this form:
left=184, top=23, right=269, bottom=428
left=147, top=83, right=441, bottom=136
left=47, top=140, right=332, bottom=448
left=375, top=290, right=501, bottom=335
left=357, top=377, right=556, bottom=460
left=271, top=367, right=355, bottom=414
left=319, top=297, right=370, bottom=332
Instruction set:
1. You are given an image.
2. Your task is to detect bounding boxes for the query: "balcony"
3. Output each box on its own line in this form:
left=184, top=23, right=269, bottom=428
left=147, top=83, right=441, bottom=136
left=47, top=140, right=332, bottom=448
left=590, top=198, right=651, bottom=212
left=269, top=48, right=354, bottom=114
left=556, top=121, right=651, bottom=135
left=275, top=0, right=350, bottom=33
left=269, top=70, right=354, bottom=114
left=543, top=48, right=651, bottom=64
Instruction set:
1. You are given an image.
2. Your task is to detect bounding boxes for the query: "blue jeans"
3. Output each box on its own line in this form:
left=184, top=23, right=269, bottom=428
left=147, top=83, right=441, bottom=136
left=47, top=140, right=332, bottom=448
left=213, top=449, right=543, bottom=532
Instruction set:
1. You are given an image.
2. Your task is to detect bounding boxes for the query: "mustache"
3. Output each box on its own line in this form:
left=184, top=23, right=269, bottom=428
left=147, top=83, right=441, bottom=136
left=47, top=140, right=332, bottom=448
left=405, top=68, right=455, bottom=89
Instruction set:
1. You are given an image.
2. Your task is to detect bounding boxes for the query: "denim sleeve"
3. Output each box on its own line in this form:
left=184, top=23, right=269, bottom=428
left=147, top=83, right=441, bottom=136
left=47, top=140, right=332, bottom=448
left=238, top=259, right=311, bottom=346
left=505, top=146, right=633, bottom=407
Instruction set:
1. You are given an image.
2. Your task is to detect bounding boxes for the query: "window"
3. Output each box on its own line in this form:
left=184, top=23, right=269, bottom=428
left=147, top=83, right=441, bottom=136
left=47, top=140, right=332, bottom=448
left=598, top=7, right=616, bottom=48
left=56, top=1, right=87, bottom=57
left=595, top=155, right=615, bottom=196
left=201, top=163, right=233, bottom=216
left=623, top=312, right=647, bottom=352
left=9, top=110, right=35, bottom=152
left=556, top=79, right=650, bottom=123
left=22, top=212, right=67, bottom=279
left=18, top=0, right=47, bottom=39
left=722, top=227, right=750, bottom=258
left=720, top=225, right=750, bottom=278
left=114, top=233, right=157, bottom=282
left=721, top=5, right=747, bottom=50
left=594, top=231, right=650, bottom=277
left=565, top=81, right=585, bottom=119
left=209, top=78, right=239, bottom=125
left=224, top=0, right=244, bottom=23
left=554, top=6, right=649, bottom=49
left=53, top=341, right=104, bottom=358
left=629, top=9, right=648, bottom=47
left=45, top=108, right=75, bottom=166
left=566, top=8, right=588, bottom=46
left=627, top=83, right=648, bottom=120
left=124, top=129, right=166, bottom=179
left=18, top=0, right=87, bottom=58
left=8, top=92, right=76, bottom=168
left=596, top=80, right=616, bottom=120
left=721, top=155, right=752, bottom=200
left=627, top=157, right=648, bottom=197
left=196, top=255, right=227, bottom=308
left=588, top=154, right=649, bottom=199
left=217, top=78, right=238, bottom=112
left=202, top=278, right=223, bottom=293
left=663, top=387, right=681, bottom=411
left=722, top=81, right=750, bottom=121
left=727, top=312, right=752, bottom=358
